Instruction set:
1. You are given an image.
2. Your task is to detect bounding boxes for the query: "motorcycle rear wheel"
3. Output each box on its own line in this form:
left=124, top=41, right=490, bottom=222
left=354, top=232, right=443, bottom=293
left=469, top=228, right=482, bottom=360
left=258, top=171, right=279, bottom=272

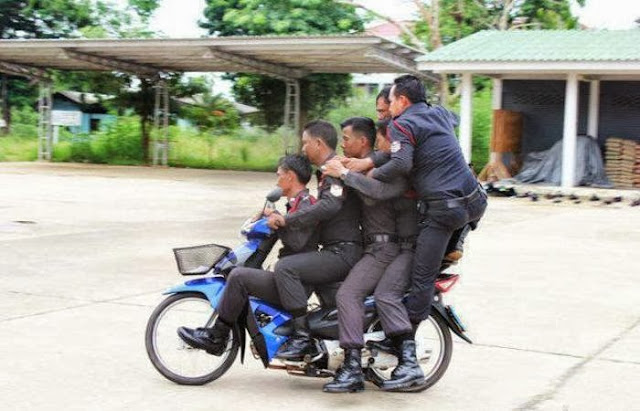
left=145, top=292, right=239, bottom=385
left=366, top=313, right=452, bottom=392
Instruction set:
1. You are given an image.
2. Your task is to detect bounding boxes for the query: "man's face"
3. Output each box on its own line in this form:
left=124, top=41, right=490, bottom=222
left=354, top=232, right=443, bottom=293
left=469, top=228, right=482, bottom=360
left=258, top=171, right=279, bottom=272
left=276, top=166, right=295, bottom=196
left=375, top=130, right=391, bottom=153
left=341, top=125, right=367, bottom=158
left=389, top=85, right=408, bottom=118
left=301, top=131, right=321, bottom=165
left=376, top=96, right=391, bottom=121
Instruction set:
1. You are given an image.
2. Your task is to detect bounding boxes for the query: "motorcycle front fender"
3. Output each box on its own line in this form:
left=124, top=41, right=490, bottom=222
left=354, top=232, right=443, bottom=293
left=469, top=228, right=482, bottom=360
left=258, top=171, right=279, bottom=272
left=163, top=276, right=226, bottom=308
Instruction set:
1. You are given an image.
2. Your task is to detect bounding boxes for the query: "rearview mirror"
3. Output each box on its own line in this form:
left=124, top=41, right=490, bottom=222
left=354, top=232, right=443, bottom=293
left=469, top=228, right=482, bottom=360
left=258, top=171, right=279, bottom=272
left=266, top=187, right=283, bottom=203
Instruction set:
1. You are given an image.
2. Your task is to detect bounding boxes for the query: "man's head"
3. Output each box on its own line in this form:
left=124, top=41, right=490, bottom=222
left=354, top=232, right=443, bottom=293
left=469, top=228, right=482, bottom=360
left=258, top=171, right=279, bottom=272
left=340, top=116, right=376, bottom=159
left=389, top=74, right=426, bottom=118
left=301, top=120, right=338, bottom=166
left=376, top=86, right=392, bottom=121
left=375, top=120, right=391, bottom=153
left=276, top=154, right=312, bottom=198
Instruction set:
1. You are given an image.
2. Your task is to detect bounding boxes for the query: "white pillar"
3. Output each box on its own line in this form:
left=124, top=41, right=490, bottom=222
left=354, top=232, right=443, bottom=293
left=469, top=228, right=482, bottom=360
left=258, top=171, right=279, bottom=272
left=561, top=73, right=579, bottom=188
left=588, top=80, right=600, bottom=138
left=459, top=73, right=473, bottom=163
left=490, top=78, right=503, bottom=163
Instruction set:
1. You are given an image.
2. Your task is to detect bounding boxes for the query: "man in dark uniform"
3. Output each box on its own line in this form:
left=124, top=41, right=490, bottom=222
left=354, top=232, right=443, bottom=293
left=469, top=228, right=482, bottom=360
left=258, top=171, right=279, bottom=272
left=376, top=86, right=392, bottom=121
left=323, top=119, right=421, bottom=391
left=176, top=154, right=318, bottom=355
left=269, top=120, right=363, bottom=360
left=321, top=117, right=399, bottom=393
left=347, top=75, right=487, bottom=391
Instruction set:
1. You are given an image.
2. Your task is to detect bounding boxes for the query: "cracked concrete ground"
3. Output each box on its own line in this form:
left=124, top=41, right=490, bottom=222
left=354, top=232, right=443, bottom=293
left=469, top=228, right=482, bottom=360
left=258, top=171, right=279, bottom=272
left=1, top=162, right=638, bottom=411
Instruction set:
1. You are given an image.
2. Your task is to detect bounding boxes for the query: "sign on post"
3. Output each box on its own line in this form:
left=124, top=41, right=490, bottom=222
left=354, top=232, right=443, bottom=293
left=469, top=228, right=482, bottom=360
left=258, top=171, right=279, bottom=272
left=51, top=110, right=82, bottom=127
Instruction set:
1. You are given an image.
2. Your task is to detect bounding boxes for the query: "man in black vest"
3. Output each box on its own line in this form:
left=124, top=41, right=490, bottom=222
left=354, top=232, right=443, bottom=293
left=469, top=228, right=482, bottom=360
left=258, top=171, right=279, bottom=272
left=270, top=120, right=363, bottom=361
left=370, top=75, right=487, bottom=391
left=177, top=154, right=318, bottom=355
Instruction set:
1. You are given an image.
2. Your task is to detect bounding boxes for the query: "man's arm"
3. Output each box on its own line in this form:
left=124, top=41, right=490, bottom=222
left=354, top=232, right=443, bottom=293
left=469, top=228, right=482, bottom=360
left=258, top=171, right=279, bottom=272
left=277, top=197, right=318, bottom=252
left=371, top=121, right=414, bottom=182
left=343, top=172, right=408, bottom=201
left=283, top=176, right=345, bottom=229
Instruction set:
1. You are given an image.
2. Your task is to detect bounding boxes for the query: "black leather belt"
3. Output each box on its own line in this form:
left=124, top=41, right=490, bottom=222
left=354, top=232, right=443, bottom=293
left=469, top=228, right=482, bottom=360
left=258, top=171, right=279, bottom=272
left=419, top=186, right=486, bottom=212
left=366, top=234, right=398, bottom=244
left=323, top=241, right=361, bottom=249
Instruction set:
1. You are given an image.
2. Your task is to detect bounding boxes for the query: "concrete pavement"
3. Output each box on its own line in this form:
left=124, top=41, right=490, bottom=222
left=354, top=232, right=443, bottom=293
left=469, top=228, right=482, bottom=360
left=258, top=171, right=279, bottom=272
left=0, top=162, right=638, bottom=411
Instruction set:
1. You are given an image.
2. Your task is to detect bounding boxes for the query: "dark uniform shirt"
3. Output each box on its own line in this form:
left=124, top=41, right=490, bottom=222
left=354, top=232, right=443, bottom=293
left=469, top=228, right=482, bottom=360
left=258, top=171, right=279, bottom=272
left=372, top=102, right=478, bottom=201
left=277, top=188, right=319, bottom=258
left=346, top=166, right=397, bottom=241
left=284, top=154, right=362, bottom=246
left=343, top=170, right=418, bottom=243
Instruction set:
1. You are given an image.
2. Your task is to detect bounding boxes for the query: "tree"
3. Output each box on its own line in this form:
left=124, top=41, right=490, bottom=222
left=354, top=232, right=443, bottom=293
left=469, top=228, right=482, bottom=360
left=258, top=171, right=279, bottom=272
left=200, top=0, right=365, bottom=131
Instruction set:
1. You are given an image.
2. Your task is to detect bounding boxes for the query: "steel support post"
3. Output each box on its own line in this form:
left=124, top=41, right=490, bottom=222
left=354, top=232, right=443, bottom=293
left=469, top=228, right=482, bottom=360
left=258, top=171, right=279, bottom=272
left=37, top=81, right=53, bottom=161
left=283, top=79, right=300, bottom=152
left=153, top=80, right=170, bottom=166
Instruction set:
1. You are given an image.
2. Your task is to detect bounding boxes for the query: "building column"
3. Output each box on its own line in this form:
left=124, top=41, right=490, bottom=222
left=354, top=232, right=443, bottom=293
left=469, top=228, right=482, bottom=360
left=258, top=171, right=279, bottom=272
left=587, top=80, right=600, bottom=138
left=490, top=78, right=503, bottom=163
left=459, top=72, right=473, bottom=163
left=561, top=73, right=579, bottom=188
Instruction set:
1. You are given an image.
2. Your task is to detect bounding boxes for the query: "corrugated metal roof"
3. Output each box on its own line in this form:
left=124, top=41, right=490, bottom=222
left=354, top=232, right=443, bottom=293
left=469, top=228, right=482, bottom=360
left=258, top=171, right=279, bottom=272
left=0, top=35, right=427, bottom=79
left=418, top=30, right=640, bottom=63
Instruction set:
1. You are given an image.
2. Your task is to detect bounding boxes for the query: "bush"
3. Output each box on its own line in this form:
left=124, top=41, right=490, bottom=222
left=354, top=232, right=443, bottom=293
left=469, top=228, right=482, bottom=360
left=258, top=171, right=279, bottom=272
left=169, top=127, right=284, bottom=171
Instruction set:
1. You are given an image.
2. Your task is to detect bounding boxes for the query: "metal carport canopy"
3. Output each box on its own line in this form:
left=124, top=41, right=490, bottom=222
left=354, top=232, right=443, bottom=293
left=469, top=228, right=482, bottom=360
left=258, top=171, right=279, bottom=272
left=0, top=35, right=430, bottom=164
left=0, top=35, right=428, bottom=79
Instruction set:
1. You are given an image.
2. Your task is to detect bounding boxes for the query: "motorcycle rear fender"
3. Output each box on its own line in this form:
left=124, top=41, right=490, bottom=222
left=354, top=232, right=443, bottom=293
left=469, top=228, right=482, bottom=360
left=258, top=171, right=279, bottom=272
left=432, top=302, right=473, bottom=344
left=163, top=276, right=226, bottom=308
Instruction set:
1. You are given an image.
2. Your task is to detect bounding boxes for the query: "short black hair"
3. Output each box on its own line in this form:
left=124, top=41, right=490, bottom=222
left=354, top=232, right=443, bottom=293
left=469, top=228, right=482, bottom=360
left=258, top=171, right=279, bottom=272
left=340, top=116, right=376, bottom=149
left=376, top=120, right=390, bottom=139
left=278, top=154, right=312, bottom=184
left=303, top=119, right=338, bottom=150
left=376, top=85, right=392, bottom=104
left=392, top=74, right=426, bottom=104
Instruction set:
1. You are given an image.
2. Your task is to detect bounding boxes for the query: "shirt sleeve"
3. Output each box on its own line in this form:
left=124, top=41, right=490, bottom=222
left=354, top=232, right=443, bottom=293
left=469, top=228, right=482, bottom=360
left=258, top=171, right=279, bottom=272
left=277, top=197, right=318, bottom=253
left=370, top=150, right=390, bottom=168
left=371, top=120, right=414, bottom=182
left=344, top=172, right=408, bottom=201
left=284, top=176, right=344, bottom=229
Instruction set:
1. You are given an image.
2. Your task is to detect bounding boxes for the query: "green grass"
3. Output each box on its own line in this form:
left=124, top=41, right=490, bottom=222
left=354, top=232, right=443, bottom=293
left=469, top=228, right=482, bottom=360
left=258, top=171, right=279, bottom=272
left=0, top=135, right=38, bottom=161
left=169, top=128, right=284, bottom=171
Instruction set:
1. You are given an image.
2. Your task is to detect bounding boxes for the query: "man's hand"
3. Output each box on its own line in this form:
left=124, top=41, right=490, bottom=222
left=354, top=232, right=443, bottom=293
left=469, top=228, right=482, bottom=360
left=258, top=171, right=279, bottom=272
left=322, top=158, right=347, bottom=178
left=344, top=157, right=374, bottom=172
left=267, top=213, right=286, bottom=229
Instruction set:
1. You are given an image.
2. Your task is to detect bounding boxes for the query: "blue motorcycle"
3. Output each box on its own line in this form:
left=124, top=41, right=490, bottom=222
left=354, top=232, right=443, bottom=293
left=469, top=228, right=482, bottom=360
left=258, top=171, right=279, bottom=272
left=145, top=189, right=471, bottom=390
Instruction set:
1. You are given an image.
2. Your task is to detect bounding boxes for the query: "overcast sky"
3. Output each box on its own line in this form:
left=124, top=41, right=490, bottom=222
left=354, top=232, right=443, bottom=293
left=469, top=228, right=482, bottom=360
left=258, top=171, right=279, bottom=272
left=148, top=0, right=640, bottom=38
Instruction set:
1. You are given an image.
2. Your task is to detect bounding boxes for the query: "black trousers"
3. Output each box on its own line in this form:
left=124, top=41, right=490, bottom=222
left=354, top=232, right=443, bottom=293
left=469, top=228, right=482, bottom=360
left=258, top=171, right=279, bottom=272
left=274, top=243, right=362, bottom=317
left=336, top=242, right=399, bottom=348
left=405, top=192, right=487, bottom=322
left=216, top=267, right=282, bottom=324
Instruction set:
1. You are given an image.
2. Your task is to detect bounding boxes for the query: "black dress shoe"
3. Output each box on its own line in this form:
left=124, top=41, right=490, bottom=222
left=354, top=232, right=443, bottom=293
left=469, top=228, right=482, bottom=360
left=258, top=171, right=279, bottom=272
left=381, top=340, right=426, bottom=392
left=275, top=335, right=316, bottom=360
left=323, top=349, right=365, bottom=393
left=276, top=316, right=316, bottom=360
left=366, top=338, right=399, bottom=356
left=177, top=325, right=229, bottom=356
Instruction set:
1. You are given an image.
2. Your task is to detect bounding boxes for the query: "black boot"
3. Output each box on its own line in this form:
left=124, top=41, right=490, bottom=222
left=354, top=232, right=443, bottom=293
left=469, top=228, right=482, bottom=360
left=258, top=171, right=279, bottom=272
left=323, top=348, right=365, bottom=393
left=177, top=320, right=231, bottom=356
left=275, top=316, right=316, bottom=360
left=381, top=340, right=426, bottom=392
left=368, top=323, right=420, bottom=356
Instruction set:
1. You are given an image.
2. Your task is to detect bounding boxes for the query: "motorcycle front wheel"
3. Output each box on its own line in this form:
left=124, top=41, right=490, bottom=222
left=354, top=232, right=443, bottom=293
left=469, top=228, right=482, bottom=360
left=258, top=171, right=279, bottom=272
left=366, top=313, right=453, bottom=392
left=145, top=292, right=239, bottom=385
